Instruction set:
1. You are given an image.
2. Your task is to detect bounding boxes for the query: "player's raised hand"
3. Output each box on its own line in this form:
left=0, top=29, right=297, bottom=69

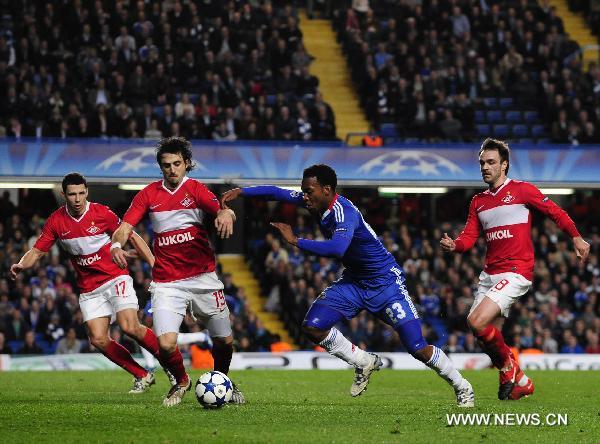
left=221, top=188, right=243, bottom=209
left=270, top=222, right=299, bottom=246
left=216, top=208, right=235, bottom=239
left=9, top=263, right=23, bottom=280
left=440, top=233, right=456, bottom=252
left=573, top=236, right=590, bottom=262
left=111, top=246, right=129, bottom=269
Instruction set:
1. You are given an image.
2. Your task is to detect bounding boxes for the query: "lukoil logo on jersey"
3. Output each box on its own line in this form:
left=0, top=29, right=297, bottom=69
left=486, top=229, right=514, bottom=241
left=157, top=231, right=195, bottom=246
left=76, top=254, right=101, bottom=266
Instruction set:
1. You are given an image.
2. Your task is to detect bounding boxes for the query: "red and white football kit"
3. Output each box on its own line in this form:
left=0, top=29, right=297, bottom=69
left=454, top=179, right=580, bottom=316
left=123, top=177, right=230, bottom=337
left=34, top=202, right=138, bottom=321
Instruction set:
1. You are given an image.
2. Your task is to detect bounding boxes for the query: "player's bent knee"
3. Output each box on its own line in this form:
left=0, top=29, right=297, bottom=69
left=302, top=324, right=328, bottom=343
left=158, top=335, right=177, bottom=353
left=467, top=314, right=485, bottom=334
left=90, top=336, right=110, bottom=350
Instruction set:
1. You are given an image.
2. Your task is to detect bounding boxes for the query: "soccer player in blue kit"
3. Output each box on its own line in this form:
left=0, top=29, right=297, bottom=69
left=222, top=164, right=475, bottom=407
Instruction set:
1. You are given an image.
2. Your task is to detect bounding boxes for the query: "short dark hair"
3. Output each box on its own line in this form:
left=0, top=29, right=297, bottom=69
left=479, top=138, right=510, bottom=175
left=62, top=172, right=87, bottom=192
left=303, top=164, right=337, bottom=190
left=156, top=136, right=195, bottom=172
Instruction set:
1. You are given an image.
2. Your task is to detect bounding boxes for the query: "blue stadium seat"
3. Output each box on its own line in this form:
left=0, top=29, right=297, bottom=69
left=266, top=95, right=277, bottom=105
left=9, top=340, right=23, bottom=353
left=493, top=124, right=509, bottom=137
left=511, top=124, right=529, bottom=137
left=380, top=123, right=398, bottom=138
left=524, top=111, right=540, bottom=123
left=475, top=110, right=486, bottom=123
left=531, top=125, right=546, bottom=137
left=476, top=124, right=490, bottom=136
left=483, top=97, right=497, bottom=108
left=486, top=110, right=503, bottom=123
left=505, top=111, right=521, bottom=123
left=499, top=97, right=514, bottom=108
left=153, top=106, right=165, bottom=117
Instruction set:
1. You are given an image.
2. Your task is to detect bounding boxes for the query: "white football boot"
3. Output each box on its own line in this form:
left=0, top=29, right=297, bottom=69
left=350, top=353, right=383, bottom=397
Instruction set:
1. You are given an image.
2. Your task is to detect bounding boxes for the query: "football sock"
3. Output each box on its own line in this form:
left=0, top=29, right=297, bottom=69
left=212, top=341, right=233, bottom=374
left=177, top=331, right=211, bottom=346
left=103, top=339, right=147, bottom=379
left=137, top=327, right=171, bottom=370
left=141, top=347, right=156, bottom=370
left=319, top=328, right=370, bottom=367
left=425, top=346, right=467, bottom=390
left=160, top=346, right=188, bottom=384
left=475, top=325, right=512, bottom=370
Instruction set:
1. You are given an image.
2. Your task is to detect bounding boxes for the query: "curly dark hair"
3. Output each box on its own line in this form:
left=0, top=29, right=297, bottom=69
left=303, top=164, right=337, bottom=191
left=155, top=136, right=196, bottom=172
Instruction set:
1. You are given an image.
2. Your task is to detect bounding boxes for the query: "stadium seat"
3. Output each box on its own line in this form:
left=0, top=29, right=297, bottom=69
left=499, top=97, right=514, bottom=108
left=482, top=97, right=497, bottom=108
left=511, top=125, right=529, bottom=137
left=486, top=110, right=503, bottom=123
left=476, top=124, right=490, bottom=136
left=475, top=110, right=486, bottom=123
left=380, top=123, right=398, bottom=138
left=505, top=111, right=521, bottom=123
left=524, top=111, right=540, bottom=123
left=531, top=125, right=546, bottom=137
left=493, top=124, right=509, bottom=137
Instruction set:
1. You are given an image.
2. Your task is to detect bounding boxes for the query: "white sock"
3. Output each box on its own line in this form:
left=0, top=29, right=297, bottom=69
left=517, top=374, right=529, bottom=387
left=319, top=328, right=370, bottom=367
left=425, top=346, right=467, bottom=390
left=141, top=347, right=156, bottom=370
left=177, top=331, right=211, bottom=345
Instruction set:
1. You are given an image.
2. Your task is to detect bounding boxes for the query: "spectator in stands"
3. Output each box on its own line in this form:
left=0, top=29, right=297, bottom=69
left=18, top=331, right=43, bottom=355
left=0, top=332, right=13, bottom=354
left=55, top=327, right=82, bottom=354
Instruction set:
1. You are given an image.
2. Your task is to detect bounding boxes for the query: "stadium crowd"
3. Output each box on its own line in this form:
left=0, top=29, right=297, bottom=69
left=0, top=190, right=277, bottom=356
left=0, top=1, right=337, bottom=142
left=335, top=0, right=600, bottom=143
left=244, top=189, right=600, bottom=355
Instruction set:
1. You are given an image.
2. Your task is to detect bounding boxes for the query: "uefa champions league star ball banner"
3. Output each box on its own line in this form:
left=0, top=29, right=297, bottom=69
left=3, top=353, right=600, bottom=371
left=1, top=139, right=600, bottom=185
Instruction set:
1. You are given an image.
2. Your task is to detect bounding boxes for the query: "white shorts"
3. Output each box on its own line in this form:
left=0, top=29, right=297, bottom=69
left=470, top=271, right=532, bottom=317
left=79, top=275, right=138, bottom=322
left=150, top=272, right=231, bottom=336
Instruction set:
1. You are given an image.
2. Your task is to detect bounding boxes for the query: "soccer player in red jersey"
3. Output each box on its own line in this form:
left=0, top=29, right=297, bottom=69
left=10, top=173, right=166, bottom=393
left=110, top=137, right=242, bottom=407
left=441, top=138, right=590, bottom=400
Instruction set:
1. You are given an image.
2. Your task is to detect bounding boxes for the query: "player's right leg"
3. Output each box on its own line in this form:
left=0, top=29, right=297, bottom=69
left=151, top=283, right=192, bottom=407
left=302, top=284, right=380, bottom=397
left=85, top=315, right=153, bottom=392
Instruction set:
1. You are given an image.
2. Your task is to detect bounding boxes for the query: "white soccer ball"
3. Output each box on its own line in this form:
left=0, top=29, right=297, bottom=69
left=195, top=371, right=233, bottom=408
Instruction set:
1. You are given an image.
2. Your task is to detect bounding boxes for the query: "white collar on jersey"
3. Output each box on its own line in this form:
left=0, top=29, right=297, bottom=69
left=488, top=177, right=511, bottom=196
left=65, top=201, right=90, bottom=222
left=321, top=194, right=340, bottom=220
left=161, top=175, right=189, bottom=195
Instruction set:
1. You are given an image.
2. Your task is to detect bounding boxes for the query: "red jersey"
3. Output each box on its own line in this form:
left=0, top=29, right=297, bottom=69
left=454, top=179, right=579, bottom=280
left=34, top=202, right=129, bottom=293
left=123, top=177, right=220, bottom=283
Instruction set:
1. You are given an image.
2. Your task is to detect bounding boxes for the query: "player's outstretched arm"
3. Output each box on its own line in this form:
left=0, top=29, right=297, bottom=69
left=221, top=188, right=244, bottom=209
left=9, top=248, right=46, bottom=280
left=222, top=186, right=305, bottom=207
left=111, top=221, right=134, bottom=269
left=271, top=222, right=352, bottom=258
left=128, top=231, right=155, bottom=268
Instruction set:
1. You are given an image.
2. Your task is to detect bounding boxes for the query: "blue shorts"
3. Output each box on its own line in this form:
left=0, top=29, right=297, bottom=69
left=302, top=273, right=427, bottom=352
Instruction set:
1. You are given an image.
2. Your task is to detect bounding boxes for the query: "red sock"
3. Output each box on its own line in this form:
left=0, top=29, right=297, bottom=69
left=475, top=325, right=512, bottom=370
left=160, top=346, right=188, bottom=384
left=103, top=340, right=147, bottom=379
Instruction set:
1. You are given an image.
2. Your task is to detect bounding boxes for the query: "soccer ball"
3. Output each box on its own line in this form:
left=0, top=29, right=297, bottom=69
left=195, top=371, right=233, bottom=408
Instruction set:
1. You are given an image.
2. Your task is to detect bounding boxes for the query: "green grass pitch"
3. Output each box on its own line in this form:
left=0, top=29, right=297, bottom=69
left=1, top=370, right=599, bottom=443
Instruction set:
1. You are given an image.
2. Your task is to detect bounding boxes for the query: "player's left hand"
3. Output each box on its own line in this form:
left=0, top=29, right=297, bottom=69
left=270, top=222, right=298, bottom=246
left=573, top=236, right=590, bottom=262
left=111, top=247, right=129, bottom=269
left=216, top=208, right=235, bottom=239
left=124, top=249, right=138, bottom=261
